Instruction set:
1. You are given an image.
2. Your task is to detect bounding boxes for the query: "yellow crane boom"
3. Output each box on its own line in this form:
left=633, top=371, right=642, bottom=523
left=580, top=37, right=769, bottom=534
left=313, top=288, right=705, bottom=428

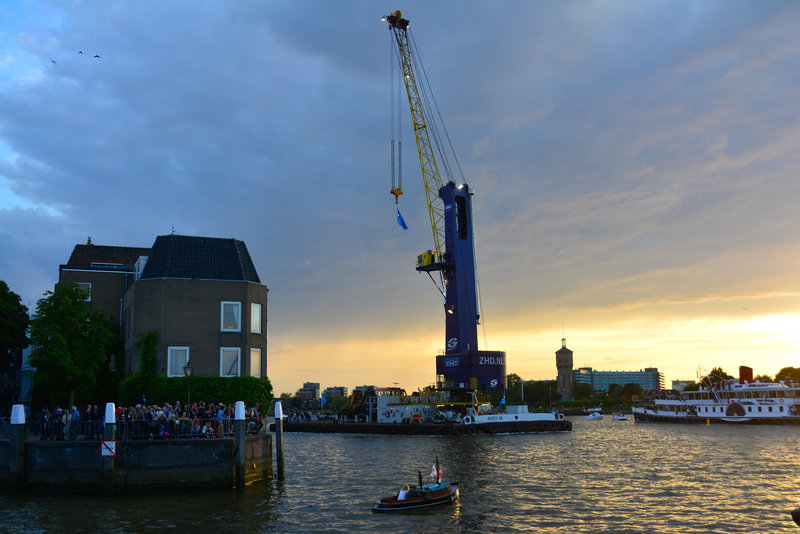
left=384, top=10, right=445, bottom=264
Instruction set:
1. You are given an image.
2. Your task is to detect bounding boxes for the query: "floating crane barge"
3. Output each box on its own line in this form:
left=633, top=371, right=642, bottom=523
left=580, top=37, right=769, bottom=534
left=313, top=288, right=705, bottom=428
left=279, top=11, right=571, bottom=435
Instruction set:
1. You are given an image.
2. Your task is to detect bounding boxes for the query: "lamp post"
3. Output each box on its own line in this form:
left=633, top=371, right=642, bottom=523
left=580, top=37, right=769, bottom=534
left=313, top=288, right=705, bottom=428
left=183, top=360, right=193, bottom=408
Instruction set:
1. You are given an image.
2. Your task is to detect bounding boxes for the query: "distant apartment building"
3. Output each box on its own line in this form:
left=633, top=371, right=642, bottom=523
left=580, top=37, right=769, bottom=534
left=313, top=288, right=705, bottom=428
left=574, top=367, right=664, bottom=392
left=323, top=386, right=348, bottom=399
left=555, top=338, right=664, bottom=394
left=122, top=234, right=268, bottom=379
left=296, top=382, right=321, bottom=400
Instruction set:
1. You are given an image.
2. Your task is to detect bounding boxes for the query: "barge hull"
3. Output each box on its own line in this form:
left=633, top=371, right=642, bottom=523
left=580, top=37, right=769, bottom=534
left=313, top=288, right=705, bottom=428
left=276, top=420, right=571, bottom=435
left=633, top=412, right=800, bottom=425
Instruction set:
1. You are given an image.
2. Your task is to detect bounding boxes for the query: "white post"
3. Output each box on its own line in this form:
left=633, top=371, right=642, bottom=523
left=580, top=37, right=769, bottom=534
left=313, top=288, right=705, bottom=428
left=235, top=401, right=245, bottom=421
left=274, top=401, right=284, bottom=480
left=11, top=404, right=25, bottom=425
left=105, top=402, right=116, bottom=424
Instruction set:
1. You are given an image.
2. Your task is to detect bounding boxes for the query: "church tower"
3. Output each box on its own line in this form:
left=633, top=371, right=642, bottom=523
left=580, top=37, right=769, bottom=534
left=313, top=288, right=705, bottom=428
left=555, top=337, right=574, bottom=397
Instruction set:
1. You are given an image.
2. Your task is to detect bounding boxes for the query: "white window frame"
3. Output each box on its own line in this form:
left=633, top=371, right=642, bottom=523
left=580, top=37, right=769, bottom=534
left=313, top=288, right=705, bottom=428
left=220, top=301, right=241, bottom=332
left=76, top=282, right=92, bottom=302
left=167, top=346, right=190, bottom=377
left=250, top=303, right=262, bottom=334
left=250, top=348, right=261, bottom=378
left=220, top=347, right=241, bottom=377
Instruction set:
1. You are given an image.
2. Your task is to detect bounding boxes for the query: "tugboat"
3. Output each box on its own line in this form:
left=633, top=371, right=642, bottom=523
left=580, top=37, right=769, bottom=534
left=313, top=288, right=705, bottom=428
left=372, top=457, right=459, bottom=512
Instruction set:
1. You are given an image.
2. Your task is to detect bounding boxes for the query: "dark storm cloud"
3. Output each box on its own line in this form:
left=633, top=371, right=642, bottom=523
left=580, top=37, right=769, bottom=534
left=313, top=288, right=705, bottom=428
left=2, top=1, right=800, bottom=391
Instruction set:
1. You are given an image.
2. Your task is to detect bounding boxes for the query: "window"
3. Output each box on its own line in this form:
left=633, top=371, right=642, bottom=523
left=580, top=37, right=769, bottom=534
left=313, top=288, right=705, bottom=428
left=221, top=302, right=241, bottom=331
left=167, top=347, right=189, bottom=377
left=76, top=282, right=92, bottom=302
left=250, top=303, right=262, bottom=333
left=220, top=348, right=241, bottom=377
left=250, top=348, right=261, bottom=378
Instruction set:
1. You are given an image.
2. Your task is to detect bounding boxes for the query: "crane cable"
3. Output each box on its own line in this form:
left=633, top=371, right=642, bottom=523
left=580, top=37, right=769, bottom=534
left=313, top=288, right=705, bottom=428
left=408, top=32, right=466, bottom=186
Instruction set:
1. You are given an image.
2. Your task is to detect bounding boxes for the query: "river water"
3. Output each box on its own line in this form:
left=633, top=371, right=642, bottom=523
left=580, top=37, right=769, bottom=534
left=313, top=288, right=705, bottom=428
left=1, top=417, right=799, bottom=533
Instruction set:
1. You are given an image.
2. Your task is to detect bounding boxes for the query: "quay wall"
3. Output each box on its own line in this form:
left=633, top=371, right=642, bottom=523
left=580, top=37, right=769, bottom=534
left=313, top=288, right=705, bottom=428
left=0, top=433, right=272, bottom=495
left=279, top=419, right=572, bottom=435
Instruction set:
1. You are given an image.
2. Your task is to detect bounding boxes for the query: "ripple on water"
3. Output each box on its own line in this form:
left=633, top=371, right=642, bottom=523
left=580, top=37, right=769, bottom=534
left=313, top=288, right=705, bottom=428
left=1, top=419, right=799, bottom=532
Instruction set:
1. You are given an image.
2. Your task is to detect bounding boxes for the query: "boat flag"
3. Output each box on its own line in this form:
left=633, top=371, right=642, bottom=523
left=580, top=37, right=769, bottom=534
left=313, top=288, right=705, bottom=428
left=396, top=208, right=408, bottom=230
left=431, top=464, right=437, bottom=481
left=499, top=392, right=506, bottom=408
left=320, top=394, right=327, bottom=407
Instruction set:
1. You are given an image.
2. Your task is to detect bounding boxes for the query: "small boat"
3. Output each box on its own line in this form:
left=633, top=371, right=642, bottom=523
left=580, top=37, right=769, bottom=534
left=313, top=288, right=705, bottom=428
left=612, top=413, right=627, bottom=421
left=585, top=408, right=603, bottom=420
left=372, top=457, right=459, bottom=512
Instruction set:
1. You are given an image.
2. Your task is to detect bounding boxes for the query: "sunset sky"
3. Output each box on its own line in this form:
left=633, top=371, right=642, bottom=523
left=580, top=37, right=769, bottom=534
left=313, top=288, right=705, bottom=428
left=1, top=2, right=799, bottom=396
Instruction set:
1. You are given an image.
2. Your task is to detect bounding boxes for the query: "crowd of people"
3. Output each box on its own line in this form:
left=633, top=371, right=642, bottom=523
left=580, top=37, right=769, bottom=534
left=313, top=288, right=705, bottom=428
left=34, top=399, right=265, bottom=441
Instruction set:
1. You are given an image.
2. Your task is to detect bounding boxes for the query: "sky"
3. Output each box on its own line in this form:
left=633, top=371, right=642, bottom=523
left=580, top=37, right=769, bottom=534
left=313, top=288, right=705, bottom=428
left=1, top=1, right=799, bottom=396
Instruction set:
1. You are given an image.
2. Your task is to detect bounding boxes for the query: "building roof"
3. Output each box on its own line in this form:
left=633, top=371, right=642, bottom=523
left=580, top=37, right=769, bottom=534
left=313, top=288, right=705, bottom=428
left=61, top=244, right=151, bottom=270
left=139, top=234, right=261, bottom=283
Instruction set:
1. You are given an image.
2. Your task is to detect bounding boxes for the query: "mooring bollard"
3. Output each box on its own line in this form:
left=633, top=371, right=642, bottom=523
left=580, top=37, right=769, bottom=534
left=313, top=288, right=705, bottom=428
left=9, top=404, right=25, bottom=492
left=274, top=401, right=284, bottom=480
left=235, top=401, right=246, bottom=489
left=103, top=403, right=116, bottom=494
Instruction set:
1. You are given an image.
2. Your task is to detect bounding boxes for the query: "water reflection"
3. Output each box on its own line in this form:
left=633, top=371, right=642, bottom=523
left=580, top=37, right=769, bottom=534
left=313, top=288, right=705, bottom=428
left=1, top=419, right=799, bottom=532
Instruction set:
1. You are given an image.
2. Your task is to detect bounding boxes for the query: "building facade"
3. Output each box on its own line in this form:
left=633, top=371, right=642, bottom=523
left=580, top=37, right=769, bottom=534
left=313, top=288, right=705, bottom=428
left=58, top=243, right=151, bottom=329
left=323, top=386, right=348, bottom=399
left=296, top=382, right=321, bottom=401
left=121, top=234, right=268, bottom=379
left=556, top=337, right=663, bottom=394
left=574, top=367, right=664, bottom=392
left=555, top=338, right=575, bottom=397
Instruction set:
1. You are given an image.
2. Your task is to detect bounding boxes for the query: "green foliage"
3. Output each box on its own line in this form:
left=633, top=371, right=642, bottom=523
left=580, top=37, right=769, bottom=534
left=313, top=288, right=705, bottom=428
left=775, top=367, right=800, bottom=382
left=28, top=283, right=115, bottom=404
left=0, top=280, right=29, bottom=371
left=135, top=331, right=159, bottom=378
left=522, top=380, right=559, bottom=405
left=682, top=383, right=701, bottom=392
left=699, top=367, right=734, bottom=387
left=328, top=395, right=347, bottom=412
left=607, top=383, right=623, bottom=398
left=622, top=383, right=643, bottom=398
left=119, top=375, right=273, bottom=407
left=572, top=382, right=594, bottom=400
left=754, top=374, right=772, bottom=382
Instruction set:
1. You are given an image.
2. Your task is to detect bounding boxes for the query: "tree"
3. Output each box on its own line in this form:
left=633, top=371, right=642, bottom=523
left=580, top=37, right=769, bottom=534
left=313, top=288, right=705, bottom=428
left=135, top=331, right=159, bottom=378
left=622, top=383, right=643, bottom=399
left=775, top=367, right=800, bottom=383
left=607, top=383, right=623, bottom=398
left=28, top=283, right=115, bottom=407
left=699, top=367, right=733, bottom=387
left=754, top=374, right=772, bottom=383
left=572, top=382, right=594, bottom=400
left=0, top=281, right=29, bottom=372
left=506, top=373, right=522, bottom=403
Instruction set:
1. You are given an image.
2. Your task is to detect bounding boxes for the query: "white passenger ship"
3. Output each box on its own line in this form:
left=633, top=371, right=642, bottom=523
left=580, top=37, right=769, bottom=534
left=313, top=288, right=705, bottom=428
left=633, top=377, right=800, bottom=425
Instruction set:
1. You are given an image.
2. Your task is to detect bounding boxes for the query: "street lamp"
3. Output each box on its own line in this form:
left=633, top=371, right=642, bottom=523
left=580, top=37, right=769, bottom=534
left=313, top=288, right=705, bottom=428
left=183, top=360, right=194, bottom=408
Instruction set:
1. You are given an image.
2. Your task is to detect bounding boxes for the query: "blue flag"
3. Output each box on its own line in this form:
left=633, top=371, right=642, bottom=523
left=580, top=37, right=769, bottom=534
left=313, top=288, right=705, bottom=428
left=499, top=392, right=506, bottom=408
left=320, top=394, right=327, bottom=407
left=396, top=208, right=408, bottom=230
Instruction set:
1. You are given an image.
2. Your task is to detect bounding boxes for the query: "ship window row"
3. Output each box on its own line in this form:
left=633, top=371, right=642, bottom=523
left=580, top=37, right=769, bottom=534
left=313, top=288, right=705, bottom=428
left=698, top=405, right=783, bottom=413
left=684, top=390, right=797, bottom=400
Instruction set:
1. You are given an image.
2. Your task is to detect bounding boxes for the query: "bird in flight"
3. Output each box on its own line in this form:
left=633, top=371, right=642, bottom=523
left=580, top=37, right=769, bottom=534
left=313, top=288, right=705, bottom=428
left=51, top=60, right=56, bottom=65
left=78, top=50, right=83, bottom=54
left=93, top=54, right=100, bottom=58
